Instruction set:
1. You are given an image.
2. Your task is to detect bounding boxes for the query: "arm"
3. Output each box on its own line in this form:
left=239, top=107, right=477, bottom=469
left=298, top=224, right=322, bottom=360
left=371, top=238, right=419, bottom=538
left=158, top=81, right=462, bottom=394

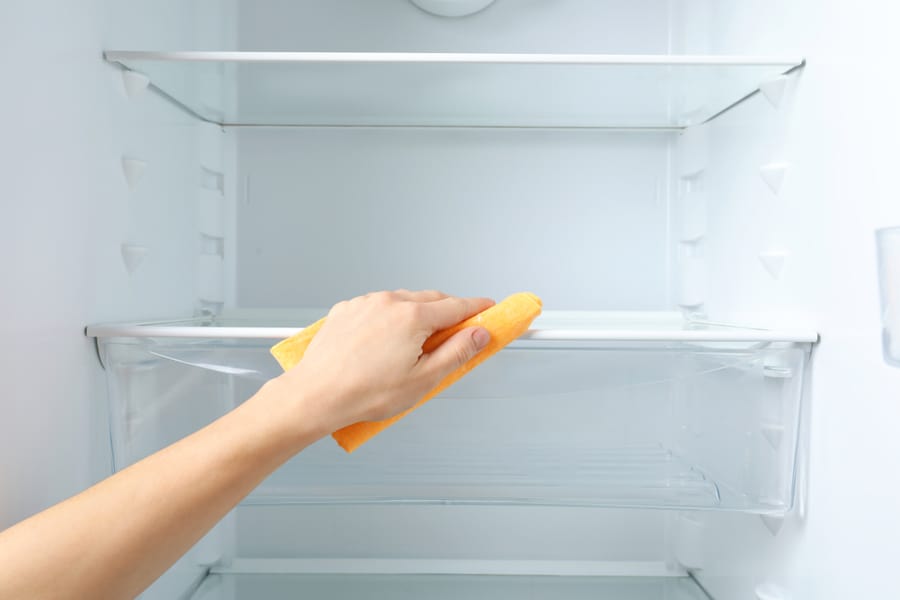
left=0, top=290, right=493, bottom=599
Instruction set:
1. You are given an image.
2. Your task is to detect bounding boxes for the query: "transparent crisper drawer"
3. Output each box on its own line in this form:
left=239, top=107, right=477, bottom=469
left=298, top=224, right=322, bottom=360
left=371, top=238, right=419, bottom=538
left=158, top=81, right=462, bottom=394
left=190, top=573, right=709, bottom=600
left=89, top=311, right=814, bottom=515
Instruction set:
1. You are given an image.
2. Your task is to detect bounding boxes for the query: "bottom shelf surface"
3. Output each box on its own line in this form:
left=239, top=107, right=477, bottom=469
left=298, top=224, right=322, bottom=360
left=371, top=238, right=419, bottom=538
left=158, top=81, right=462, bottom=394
left=251, top=444, right=726, bottom=509
left=190, top=573, right=710, bottom=600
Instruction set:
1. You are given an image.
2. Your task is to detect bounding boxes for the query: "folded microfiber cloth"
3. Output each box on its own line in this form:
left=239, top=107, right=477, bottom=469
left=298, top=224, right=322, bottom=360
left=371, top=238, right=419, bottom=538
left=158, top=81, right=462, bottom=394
left=270, top=292, right=543, bottom=452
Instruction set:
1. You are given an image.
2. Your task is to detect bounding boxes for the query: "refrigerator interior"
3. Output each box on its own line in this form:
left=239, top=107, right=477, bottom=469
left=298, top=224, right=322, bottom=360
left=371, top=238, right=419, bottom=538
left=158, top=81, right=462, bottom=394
left=86, top=2, right=816, bottom=598
left=5, top=0, right=900, bottom=599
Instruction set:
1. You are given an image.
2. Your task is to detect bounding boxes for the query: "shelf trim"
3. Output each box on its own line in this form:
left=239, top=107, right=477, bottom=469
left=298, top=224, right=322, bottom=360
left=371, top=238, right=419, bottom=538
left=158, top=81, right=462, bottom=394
left=210, top=558, right=686, bottom=578
left=104, top=50, right=804, bottom=67
left=85, top=323, right=818, bottom=343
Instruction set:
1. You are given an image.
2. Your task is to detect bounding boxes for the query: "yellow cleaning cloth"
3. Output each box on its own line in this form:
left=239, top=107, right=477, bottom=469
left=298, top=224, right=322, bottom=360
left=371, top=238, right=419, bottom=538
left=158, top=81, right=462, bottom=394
left=270, top=292, right=542, bottom=453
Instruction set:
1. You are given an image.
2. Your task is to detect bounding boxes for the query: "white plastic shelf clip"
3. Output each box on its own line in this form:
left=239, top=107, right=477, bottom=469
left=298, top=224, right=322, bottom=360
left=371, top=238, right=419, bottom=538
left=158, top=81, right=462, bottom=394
left=758, top=251, right=788, bottom=280
left=760, top=162, right=790, bottom=195
left=121, top=157, right=147, bottom=191
left=759, top=75, right=789, bottom=109
left=121, top=244, right=149, bottom=275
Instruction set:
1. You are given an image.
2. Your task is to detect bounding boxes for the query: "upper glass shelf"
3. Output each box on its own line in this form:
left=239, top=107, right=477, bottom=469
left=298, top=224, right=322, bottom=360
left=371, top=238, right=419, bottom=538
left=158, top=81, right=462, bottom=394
left=104, top=51, right=804, bottom=128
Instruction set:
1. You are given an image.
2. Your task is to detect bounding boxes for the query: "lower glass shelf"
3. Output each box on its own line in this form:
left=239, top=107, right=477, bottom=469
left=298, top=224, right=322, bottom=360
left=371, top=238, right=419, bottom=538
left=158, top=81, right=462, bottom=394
left=89, top=309, right=814, bottom=515
left=190, top=573, right=710, bottom=600
left=252, top=444, right=724, bottom=509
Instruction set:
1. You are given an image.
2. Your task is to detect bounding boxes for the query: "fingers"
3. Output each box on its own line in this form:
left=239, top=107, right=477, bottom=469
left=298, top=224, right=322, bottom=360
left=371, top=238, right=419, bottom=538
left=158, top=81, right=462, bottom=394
left=421, top=296, right=495, bottom=331
left=391, top=289, right=449, bottom=303
left=418, top=326, right=491, bottom=382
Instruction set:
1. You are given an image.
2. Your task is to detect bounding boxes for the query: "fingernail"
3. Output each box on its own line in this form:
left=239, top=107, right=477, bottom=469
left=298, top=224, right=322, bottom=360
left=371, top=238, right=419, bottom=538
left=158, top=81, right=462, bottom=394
left=473, top=327, right=491, bottom=350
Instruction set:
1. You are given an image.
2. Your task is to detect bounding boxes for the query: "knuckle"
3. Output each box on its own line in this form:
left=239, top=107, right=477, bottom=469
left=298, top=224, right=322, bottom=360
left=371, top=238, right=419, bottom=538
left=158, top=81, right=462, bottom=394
left=451, top=299, right=468, bottom=321
left=401, top=302, right=423, bottom=324
left=373, top=291, right=394, bottom=304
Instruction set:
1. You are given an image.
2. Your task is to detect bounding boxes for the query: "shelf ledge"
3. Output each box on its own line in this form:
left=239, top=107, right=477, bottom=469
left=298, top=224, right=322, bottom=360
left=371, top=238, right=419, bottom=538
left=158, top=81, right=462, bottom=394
left=86, top=310, right=818, bottom=344
left=102, top=51, right=805, bottom=128
left=105, top=50, right=804, bottom=67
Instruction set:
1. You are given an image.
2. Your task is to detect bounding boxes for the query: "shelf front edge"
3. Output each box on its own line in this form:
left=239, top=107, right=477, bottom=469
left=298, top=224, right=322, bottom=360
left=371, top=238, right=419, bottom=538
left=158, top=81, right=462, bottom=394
left=103, top=50, right=804, bottom=67
left=85, top=323, right=819, bottom=344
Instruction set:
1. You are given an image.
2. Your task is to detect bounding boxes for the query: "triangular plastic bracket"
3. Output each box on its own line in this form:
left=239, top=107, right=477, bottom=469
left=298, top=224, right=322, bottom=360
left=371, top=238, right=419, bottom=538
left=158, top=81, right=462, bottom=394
left=122, top=70, right=150, bottom=98
left=759, top=75, right=789, bottom=108
left=759, top=251, right=788, bottom=279
left=759, top=514, right=785, bottom=537
left=760, top=162, right=790, bottom=194
left=121, top=157, right=147, bottom=191
left=121, top=244, right=149, bottom=275
left=756, top=582, right=790, bottom=600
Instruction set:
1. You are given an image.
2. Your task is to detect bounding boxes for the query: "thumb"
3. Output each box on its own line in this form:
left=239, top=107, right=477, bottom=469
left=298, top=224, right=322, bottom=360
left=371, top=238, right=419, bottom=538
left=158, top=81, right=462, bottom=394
left=420, top=326, right=491, bottom=383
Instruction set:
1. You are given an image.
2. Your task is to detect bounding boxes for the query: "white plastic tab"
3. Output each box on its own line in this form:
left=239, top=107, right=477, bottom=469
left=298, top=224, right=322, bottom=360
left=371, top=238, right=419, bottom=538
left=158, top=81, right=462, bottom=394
left=756, top=582, right=790, bottom=600
left=761, top=423, right=784, bottom=450
left=121, top=244, right=149, bottom=275
left=200, top=234, right=225, bottom=257
left=760, top=162, right=790, bottom=194
left=198, top=190, right=225, bottom=238
left=200, top=166, right=225, bottom=194
left=759, top=75, right=789, bottom=108
left=121, top=157, right=147, bottom=191
left=198, top=299, right=225, bottom=317
left=759, top=513, right=785, bottom=536
left=758, top=251, right=788, bottom=280
left=121, top=70, right=150, bottom=98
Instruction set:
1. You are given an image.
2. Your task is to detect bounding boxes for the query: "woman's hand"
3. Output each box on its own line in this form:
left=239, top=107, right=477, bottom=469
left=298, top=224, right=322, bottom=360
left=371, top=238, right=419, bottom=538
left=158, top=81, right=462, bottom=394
left=273, top=290, right=494, bottom=435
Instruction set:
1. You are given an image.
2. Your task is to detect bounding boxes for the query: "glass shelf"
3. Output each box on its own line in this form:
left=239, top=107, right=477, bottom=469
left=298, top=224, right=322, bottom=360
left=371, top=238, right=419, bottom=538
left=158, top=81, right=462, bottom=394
left=88, top=310, right=814, bottom=515
left=104, top=51, right=803, bottom=128
left=190, top=573, right=710, bottom=600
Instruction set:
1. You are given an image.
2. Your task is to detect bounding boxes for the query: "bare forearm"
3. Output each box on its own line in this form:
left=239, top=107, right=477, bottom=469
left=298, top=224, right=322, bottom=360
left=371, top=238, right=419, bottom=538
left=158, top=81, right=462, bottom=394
left=0, top=290, right=493, bottom=599
left=0, top=379, right=323, bottom=599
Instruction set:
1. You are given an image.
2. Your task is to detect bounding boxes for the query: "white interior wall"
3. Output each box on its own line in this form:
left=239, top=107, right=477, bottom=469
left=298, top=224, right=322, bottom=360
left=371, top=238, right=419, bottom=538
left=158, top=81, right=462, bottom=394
left=0, top=1, right=234, bottom=599
left=236, top=0, right=673, bottom=53
left=235, top=128, right=672, bottom=309
left=0, top=0, right=200, bottom=523
left=235, top=504, right=667, bottom=563
left=674, top=1, right=900, bottom=599
left=232, top=0, right=676, bottom=309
